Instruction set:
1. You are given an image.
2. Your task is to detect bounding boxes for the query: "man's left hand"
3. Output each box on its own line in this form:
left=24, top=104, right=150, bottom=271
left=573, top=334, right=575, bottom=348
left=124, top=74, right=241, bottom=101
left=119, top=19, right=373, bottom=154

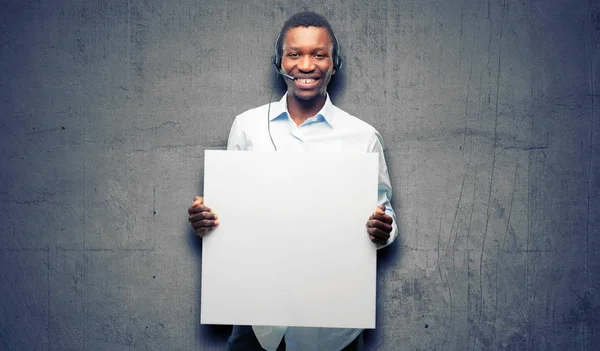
left=366, top=204, right=393, bottom=247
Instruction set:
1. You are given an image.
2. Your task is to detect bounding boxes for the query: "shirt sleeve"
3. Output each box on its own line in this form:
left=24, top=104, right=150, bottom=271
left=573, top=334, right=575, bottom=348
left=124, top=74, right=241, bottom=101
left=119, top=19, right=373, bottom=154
left=368, top=130, right=398, bottom=249
left=227, top=116, right=246, bottom=150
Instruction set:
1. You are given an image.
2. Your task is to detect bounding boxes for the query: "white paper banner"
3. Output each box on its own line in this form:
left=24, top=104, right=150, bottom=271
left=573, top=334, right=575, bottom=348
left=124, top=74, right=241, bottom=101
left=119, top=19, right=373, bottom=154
left=201, top=150, right=378, bottom=328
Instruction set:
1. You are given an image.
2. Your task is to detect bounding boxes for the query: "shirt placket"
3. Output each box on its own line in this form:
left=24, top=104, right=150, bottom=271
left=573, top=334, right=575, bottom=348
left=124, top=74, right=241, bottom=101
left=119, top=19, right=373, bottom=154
left=287, top=118, right=307, bottom=151
left=292, top=116, right=323, bottom=151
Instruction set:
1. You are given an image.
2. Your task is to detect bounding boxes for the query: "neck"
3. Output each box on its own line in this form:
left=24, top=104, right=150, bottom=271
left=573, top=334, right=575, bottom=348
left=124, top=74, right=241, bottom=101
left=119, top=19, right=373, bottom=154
left=287, top=93, right=327, bottom=126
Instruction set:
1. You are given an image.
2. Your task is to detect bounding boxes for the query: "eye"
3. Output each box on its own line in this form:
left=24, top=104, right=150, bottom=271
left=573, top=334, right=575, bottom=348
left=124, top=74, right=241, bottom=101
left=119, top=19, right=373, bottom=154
left=287, top=53, right=299, bottom=58
left=314, top=53, right=326, bottom=59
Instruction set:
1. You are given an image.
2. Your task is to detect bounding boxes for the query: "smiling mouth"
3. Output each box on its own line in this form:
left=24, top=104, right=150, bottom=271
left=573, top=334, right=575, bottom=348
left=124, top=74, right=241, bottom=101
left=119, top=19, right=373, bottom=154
left=296, top=78, right=318, bottom=84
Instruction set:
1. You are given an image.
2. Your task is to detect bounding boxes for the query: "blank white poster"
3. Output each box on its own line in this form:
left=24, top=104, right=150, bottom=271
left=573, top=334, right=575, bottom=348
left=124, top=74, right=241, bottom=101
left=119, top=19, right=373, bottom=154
left=201, top=150, right=378, bottom=328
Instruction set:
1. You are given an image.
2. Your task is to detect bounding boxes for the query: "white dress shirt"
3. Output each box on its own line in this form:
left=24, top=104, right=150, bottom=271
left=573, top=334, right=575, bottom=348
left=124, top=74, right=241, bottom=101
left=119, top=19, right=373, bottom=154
left=226, top=93, right=398, bottom=351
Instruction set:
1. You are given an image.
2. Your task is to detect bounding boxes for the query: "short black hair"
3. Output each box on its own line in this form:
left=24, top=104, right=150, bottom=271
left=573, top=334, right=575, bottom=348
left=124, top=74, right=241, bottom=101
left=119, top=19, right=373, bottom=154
left=276, top=11, right=338, bottom=59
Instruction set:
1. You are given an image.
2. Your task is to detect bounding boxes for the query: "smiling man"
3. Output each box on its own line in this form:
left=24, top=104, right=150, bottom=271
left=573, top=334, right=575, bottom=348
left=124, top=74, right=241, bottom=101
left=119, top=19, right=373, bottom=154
left=188, top=11, right=398, bottom=351
left=279, top=24, right=335, bottom=124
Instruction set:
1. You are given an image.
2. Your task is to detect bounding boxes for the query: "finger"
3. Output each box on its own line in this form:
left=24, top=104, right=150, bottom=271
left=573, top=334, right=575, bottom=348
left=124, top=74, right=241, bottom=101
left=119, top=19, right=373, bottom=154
left=368, top=232, right=390, bottom=247
left=369, top=236, right=383, bottom=248
left=376, top=205, right=385, bottom=214
left=368, top=231, right=388, bottom=246
left=191, top=219, right=220, bottom=230
left=196, top=219, right=220, bottom=233
left=366, top=219, right=393, bottom=234
left=370, top=213, right=393, bottom=225
left=194, top=227, right=211, bottom=237
left=188, top=204, right=212, bottom=215
left=369, top=210, right=388, bottom=221
left=367, top=226, right=391, bottom=242
left=189, top=212, right=218, bottom=223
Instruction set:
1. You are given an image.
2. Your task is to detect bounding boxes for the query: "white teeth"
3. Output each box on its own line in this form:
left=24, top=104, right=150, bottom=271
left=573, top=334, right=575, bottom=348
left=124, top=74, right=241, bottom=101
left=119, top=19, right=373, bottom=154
left=298, top=78, right=316, bottom=84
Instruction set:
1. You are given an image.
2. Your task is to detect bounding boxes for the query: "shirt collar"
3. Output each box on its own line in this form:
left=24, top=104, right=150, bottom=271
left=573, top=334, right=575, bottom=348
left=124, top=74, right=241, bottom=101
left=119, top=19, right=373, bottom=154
left=269, top=93, right=335, bottom=128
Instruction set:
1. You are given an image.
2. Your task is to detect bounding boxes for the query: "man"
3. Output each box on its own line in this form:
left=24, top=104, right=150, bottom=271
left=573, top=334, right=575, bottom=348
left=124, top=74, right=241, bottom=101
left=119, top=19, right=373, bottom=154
left=188, top=11, right=398, bottom=351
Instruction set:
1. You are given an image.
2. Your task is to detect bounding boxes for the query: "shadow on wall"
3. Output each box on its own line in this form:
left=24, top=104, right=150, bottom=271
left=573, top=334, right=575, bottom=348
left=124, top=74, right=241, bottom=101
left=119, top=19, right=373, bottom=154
left=187, top=230, right=233, bottom=346
left=365, top=238, right=402, bottom=347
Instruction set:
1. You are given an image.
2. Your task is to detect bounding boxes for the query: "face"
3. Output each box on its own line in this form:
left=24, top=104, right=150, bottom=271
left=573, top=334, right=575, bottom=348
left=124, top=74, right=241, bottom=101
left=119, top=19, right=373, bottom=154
left=280, top=26, right=336, bottom=102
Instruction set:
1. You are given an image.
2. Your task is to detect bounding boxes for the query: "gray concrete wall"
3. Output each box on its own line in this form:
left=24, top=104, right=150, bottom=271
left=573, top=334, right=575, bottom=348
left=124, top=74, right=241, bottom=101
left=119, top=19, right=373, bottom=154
left=1, top=0, right=598, bottom=350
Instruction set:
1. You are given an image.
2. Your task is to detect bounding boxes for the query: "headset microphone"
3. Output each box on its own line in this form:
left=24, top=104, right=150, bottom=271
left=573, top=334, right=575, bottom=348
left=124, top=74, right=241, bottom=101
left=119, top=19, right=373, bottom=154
left=275, top=68, right=295, bottom=81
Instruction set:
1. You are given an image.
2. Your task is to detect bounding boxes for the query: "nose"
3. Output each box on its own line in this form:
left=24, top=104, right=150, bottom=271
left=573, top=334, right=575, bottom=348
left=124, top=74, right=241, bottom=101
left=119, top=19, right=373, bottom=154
left=297, top=55, right=315, bottom=72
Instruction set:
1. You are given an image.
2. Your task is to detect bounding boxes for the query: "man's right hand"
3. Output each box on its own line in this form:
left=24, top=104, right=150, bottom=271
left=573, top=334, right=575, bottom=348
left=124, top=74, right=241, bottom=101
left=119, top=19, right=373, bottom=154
left=188, top=196, right=219, bottom=237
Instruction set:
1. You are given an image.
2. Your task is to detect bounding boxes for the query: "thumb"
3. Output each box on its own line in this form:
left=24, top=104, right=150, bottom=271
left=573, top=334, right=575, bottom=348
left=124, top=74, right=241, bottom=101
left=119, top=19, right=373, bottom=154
left=192, top=196, right=203, bottom=206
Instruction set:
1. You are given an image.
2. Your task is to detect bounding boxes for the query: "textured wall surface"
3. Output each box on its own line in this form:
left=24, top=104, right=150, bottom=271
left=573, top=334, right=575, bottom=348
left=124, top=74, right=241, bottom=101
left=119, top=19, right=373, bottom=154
left=1, top=0, right=599, bottom=350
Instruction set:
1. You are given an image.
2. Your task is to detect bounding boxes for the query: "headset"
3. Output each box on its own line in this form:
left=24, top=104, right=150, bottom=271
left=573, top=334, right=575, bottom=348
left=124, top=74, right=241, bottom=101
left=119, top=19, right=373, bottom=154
left=271, top=32, right=343, bottom=73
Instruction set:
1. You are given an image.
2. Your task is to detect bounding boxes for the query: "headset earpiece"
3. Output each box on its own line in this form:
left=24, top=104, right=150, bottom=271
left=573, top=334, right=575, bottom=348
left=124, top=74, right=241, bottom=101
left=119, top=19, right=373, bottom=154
left=272, top=54, right=281, bottom=70
left=334, top=55, right=343, bottom=70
